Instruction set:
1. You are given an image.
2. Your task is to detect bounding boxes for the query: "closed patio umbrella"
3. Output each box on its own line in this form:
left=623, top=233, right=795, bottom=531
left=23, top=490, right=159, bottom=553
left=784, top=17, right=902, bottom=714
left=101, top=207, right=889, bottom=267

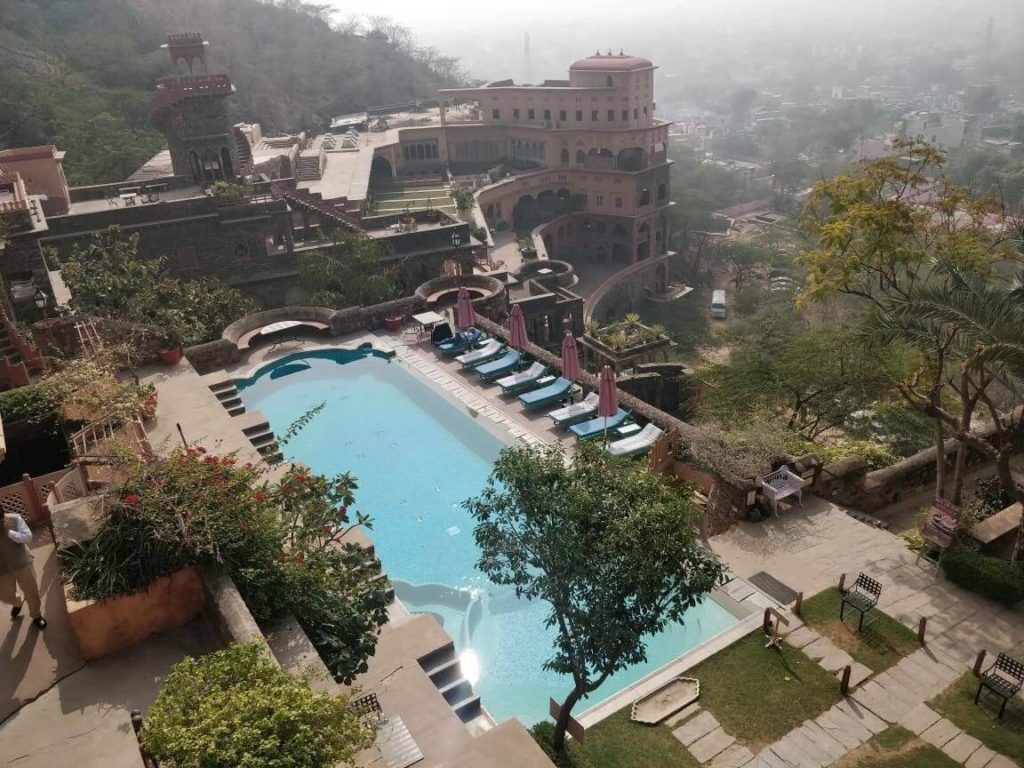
left=598, top=365, right=617, bottom=444
left=508, top=304, right=529, bottom=369
left=456, top=286, right=476, bottom=330
left=561, top=332, right=581, bottom=403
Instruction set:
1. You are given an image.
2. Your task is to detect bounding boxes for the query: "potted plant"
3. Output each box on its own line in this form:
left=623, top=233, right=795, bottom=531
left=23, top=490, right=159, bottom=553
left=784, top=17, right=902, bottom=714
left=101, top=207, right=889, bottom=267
left=159, top=332, right=182, bottom=365
left=383, top=314, right=404, bottom=332
left=139, top=384, right=158, bottom=421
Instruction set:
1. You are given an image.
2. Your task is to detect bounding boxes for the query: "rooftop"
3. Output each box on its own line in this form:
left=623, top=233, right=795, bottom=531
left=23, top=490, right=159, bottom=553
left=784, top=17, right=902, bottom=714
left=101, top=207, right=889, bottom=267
left=570, top=51, right=655, bottom=72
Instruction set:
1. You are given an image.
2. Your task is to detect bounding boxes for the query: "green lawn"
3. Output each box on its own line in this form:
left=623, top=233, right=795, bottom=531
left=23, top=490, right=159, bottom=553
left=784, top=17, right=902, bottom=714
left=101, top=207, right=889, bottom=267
left=686, top=631, right=841, bottom=748
left=799, top=588, right=920, bottom=673
left=549, top=709, right=699, bottom=768
left=850, top=725, right=960, bottom=767
left=929, top=672, right=1024, bottom=759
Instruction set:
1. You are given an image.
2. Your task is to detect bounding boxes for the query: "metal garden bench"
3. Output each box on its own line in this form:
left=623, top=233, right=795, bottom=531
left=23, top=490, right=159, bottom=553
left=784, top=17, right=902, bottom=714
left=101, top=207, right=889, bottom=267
left=975, top=652, right=1024, bottom=719
left=840, top=572, right=882, bottom=632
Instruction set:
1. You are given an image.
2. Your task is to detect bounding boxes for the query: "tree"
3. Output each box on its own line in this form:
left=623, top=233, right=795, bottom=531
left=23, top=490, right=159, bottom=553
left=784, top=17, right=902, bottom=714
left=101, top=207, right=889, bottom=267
left=298, top=230, right=405, bottom=309
left=701, top=304, right=913, bottom=441
left=798, top=139, right=1007, bottom=308
left=866, top=263, right=1024, bottom=556
left=142, top=643, right=374, bottom=768
left=464, top=442, right=726, bottom=751
left=61, top=228, right=255, bottom=347
left=710, top=239, right=767, bottom=288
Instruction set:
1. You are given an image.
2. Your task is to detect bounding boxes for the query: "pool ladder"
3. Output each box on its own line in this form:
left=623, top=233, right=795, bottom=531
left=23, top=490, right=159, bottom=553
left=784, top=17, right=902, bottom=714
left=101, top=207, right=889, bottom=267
left=418, top=643, right=482, bottom=723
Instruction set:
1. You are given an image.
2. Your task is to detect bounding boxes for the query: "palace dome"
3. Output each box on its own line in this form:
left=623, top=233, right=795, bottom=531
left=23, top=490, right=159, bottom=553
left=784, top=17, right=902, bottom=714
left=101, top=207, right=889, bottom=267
left=570, top=52, right=654, bottom=72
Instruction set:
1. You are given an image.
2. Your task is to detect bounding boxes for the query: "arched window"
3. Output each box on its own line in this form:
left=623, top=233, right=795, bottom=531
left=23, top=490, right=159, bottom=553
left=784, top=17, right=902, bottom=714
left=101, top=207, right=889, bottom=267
left=606, top=75, right=613, bottom=87
left=560, top=148, right=570, bottom=164
left=575, top=148, right=586, bottom=165
left=657, top=183, right=667, bottom=201
left=202, top=149, right=222, bottom=182
left=189, top=151, right=201, bottom=184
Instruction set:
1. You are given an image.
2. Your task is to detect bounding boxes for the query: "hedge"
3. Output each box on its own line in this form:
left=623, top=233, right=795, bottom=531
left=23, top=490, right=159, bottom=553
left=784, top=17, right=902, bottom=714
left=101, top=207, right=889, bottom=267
left=0, top=383, right=57, bottom=424
left=941, top=546, right=1024, bottom=606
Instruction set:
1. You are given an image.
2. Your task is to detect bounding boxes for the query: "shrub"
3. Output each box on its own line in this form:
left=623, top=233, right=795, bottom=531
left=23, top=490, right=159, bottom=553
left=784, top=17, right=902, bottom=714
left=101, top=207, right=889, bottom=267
left=941, top=546, right=1024, bottom=606
left=0, top=383, right=57, bottom=423
left=452, top=187, right=476, bottom=211
left=970, top=475, right=1018, bottom=519
left=60, top=449, right=390, bottom=682
left=209, top=180, right=251, bottom=205
left=142, top=643, right=374, bottom=768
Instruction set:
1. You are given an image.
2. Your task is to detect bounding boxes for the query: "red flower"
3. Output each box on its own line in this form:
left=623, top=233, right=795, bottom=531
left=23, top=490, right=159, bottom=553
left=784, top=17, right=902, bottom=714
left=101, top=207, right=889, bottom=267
left=254, top=492, right=267, bottom=503
left=222, top=458, right=236, bottom=466
left=338, top=505, right=347, bottom=516
left=203, top=456, right=219, bottom=465
left=122, top=494, right=141, bottom=506
left=196, top=446, right=207, bottom=454
left=296, top=474, right=308, bottom=484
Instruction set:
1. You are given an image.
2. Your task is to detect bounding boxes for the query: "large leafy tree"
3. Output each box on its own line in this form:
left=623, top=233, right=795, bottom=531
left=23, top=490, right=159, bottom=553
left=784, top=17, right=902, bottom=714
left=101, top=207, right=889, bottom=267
left=298, top=230, right=405, bottom=309
left=702, top=304, right=913, bottom=441
left=798, top=139, right=1008, bottom=307
left=464, top=442, right=726, bottom=751
left=61, top=228, right=255, bottom=347
left=866, top=263, right=1024, bottom=558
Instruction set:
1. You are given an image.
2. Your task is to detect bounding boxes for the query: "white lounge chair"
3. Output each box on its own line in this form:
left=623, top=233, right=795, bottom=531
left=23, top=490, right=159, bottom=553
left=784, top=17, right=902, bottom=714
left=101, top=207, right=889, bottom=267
left=606, top=424, right=663, bottom=458
left=548, top=392, right=599, bottom=427
left=496, top=362, right=547, bottom=394
left=455, top=339, right=504, bottom=368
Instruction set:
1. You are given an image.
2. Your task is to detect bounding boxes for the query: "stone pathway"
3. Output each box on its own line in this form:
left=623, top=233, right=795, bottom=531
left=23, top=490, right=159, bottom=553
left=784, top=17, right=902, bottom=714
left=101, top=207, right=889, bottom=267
left=675, top=591, right=1018, bottom=767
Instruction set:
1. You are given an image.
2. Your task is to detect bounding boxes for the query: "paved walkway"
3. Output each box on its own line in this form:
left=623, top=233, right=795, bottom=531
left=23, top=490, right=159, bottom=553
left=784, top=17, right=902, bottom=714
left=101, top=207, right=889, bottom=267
left=674, top=496, right=1024, bottom=767
left=1, top=533, right=84, bottom=724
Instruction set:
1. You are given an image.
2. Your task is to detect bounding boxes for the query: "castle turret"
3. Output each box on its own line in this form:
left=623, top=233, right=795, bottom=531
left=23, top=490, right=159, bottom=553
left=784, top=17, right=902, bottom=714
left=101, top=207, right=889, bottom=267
left=151, top=33, right=244, bottom=184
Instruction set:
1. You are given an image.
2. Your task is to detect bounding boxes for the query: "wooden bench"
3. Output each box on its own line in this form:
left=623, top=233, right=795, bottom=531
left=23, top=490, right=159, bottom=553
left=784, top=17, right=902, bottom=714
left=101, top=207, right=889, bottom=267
left=971, top=503, right=1022, bottom=548
left=757, top=465, right=804, bottom=516
left=976, top=652, right=1024, bottom=719
left=840, top=573, right=881, bottom=632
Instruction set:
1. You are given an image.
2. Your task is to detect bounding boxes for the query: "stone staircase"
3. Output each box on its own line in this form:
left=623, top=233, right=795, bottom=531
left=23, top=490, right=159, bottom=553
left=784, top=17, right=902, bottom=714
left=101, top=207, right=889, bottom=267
left=418, top=643, right=482, bottom=723
left=206, top=381, right=283, bottom=464
left=270, top=182, right=363, bottom=232
left=295, top=150, right=324, bottom=181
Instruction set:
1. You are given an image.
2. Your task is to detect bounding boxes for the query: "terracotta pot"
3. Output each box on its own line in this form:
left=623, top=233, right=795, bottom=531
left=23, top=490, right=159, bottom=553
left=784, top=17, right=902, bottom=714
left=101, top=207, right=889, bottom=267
left=159, top=347, right=182, bottom=365
left=384, top=315, right=404, bottom=332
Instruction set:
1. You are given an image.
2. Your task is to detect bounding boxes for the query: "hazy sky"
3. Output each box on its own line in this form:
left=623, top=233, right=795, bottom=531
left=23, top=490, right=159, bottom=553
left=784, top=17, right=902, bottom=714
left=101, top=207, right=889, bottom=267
left=325, top=0, right=1024, bottom=82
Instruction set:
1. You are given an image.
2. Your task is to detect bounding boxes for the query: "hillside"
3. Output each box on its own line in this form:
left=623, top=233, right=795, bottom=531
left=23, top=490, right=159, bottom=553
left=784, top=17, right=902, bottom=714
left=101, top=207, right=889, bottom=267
left=0, top=0, right=460, bottom=185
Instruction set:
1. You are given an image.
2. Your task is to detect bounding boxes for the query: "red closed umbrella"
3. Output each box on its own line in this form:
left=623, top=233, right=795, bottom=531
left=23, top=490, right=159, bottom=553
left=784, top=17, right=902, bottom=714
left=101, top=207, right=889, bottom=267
left=508, top=304, right=529, bottom=350
left=561, top=332, right=581, bottom=382
left=456, top=286, right=476, bottom=330
left=598, top=365, right=618, bottom=444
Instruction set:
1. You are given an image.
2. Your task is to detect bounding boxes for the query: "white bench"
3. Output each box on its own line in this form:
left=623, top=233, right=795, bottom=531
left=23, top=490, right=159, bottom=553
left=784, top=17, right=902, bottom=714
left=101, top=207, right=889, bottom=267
left=757, top=465, right=804, bottom=516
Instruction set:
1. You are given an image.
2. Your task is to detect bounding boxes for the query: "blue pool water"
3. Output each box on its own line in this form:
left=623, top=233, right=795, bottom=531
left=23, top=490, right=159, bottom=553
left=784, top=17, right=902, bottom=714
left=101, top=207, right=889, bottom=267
left=238, top=349, right=739, bottom=725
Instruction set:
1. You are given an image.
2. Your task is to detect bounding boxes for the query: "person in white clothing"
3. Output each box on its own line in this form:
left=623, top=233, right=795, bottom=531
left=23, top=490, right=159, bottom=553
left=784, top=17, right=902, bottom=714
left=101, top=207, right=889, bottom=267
left=1, top=512, right=46, bottom=629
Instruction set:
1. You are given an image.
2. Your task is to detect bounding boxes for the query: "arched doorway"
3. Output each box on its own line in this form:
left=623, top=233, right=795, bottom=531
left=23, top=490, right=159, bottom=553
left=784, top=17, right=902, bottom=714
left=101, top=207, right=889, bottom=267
left=637, top=222, right=651, bottom=261
left=513, top=194, right=537, bottom=229
left=560, top=148, right=570, bottom=164
left=189, top=151, right=202, bottom=184
left=371, top=156, right=394, bottom=185
left=220, top=147, right=234, bottom=179
left=575, top=148, right=586, bottom=165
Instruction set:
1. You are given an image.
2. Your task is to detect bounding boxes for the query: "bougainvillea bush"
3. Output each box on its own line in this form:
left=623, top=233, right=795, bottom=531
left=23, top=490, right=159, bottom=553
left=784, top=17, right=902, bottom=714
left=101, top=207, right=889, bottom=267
left=60, top=447, right=389, bottom=682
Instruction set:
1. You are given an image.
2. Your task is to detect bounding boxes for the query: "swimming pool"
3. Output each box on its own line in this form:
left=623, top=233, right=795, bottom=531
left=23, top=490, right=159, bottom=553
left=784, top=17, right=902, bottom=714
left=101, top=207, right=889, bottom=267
left=238, top=347, right=739, bottom=725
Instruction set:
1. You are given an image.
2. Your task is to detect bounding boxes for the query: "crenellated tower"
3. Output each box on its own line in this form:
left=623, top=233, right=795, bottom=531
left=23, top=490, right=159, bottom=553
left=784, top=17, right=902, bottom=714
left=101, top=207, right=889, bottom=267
left=150, top=33, right=244, bottom=184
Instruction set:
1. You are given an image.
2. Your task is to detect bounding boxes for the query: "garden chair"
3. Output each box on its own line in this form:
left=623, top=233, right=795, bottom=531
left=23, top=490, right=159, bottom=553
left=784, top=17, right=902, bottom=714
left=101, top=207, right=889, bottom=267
left=756, top=465, right=804, bottom=516
left=351, top=691, right=388, bottom=725
left=915, top=497, right=959, bottom=570
left=840, top=572, right=882, bottom=632
left=975, top=652, right=1024, bottom=719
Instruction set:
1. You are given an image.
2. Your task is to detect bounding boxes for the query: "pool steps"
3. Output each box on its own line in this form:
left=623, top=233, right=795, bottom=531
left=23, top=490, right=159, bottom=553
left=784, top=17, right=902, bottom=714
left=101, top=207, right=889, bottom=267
left=419, top=644, right=482, bottom=722
left=209, top=380, right=246, bottom=416
left=206, top=377, right=285, bottom=463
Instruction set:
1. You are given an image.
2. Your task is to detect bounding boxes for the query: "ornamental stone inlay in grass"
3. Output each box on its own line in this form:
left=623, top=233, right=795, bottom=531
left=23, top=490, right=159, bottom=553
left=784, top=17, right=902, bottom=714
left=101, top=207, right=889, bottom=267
left=799, top=587, right=919, bottom=673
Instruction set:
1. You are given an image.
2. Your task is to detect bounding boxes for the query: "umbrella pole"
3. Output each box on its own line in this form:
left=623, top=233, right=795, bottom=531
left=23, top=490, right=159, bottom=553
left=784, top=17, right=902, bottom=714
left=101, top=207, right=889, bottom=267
left=603, top=416, right=608, bottom=445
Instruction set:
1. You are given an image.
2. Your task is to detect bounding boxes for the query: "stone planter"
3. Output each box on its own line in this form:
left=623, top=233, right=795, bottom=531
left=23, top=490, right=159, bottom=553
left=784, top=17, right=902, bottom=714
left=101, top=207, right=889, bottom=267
left=384, top=315, right=404, bottom=332
left=65, top=565, right=205, bottom=660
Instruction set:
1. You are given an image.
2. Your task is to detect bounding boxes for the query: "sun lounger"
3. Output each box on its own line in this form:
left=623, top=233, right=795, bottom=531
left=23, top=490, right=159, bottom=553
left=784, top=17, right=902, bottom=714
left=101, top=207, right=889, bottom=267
left=497, top=362, right=548, bottom=395
left=569, top=409, right=631, bottom=440
left=456, top=339, right=504, bottom=368
left=606, top=424, right=663, bottom=458
left=475, top=350, right=522, bottom=381
left=438, top=328, right=484, bottom=357
left=547, top=392, right=599, bottom=427
left=430, top=322, right=454, bottom=346
left=518, top=377, right=574, bottom=410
